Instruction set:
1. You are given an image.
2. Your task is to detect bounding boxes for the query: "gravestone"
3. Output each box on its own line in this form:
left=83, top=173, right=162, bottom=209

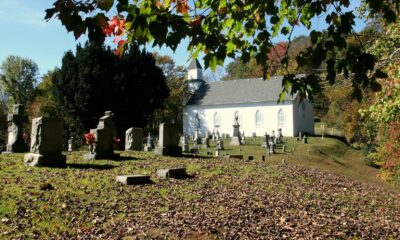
left=297, top=131, right=302, bottom=141
left=271, top=130, right=276, bottom=144
left=221, top=133, right=226, bottom=139
left=2, top=104, right=28, bottom=154
left=261, top=133, right=270, bottom=148
left=203, top=137, right=210, bottom=148
left=154, top=123, right=182, bottom=156
left=116, top=175, right=151, bottom=185
left=269, top=142, right=275, bottom=155
left=303, top=134, right=308, bottom=144
left=241, top=131, right=246, bottom=145
left=156, top=168, right=188, bottom=179
left=217, top=140, right=224, bottom=150
left=67, top=137, right=75, bottom=152
left=230, top=116, right=242, bottom=146
left=194, top=128, right=202, bottom=145
left=144, top=133, right=155, bottom=151
left=226, top=134, right=230, bottom=138
left=277, top=128, right=283, bottom=144
left=125, top=127, right=143, bottom=151
left=252, top=132, right=257, bottom=138
left=216, top=130, right=220, bottom=140
left=24, top=117, right=66, bottom=167
left=211, top=129, right=216, bottom=141
left=182, top=135, right=189, bottom=153
left=84, top=111, right=119, bottom=160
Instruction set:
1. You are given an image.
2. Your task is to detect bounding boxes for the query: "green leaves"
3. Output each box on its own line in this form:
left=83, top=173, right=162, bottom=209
left=97, top=0, right=114, bottom=12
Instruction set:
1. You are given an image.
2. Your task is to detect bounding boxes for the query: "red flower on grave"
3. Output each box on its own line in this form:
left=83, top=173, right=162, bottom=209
left=113, top=137, right=121, bottom=144
left=84, top=133, right=95, bottom=145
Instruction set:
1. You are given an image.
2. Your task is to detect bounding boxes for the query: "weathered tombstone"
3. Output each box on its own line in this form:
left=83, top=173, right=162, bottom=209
left=211, top=129, right=216, bottom=141
left=252, top=132, right=257, bottom=138
left=182, top=135, right=189, bottom=153
left=281, top=159, right=286, bottom=165
left=297, top=131, right=302, bottom=141
left=215, top=149, right=220, bottom=157
left=269, top=142, right=275, bottom=155
left=154, top=123, right=182, bottom=156
left=84, top=111, right=119, bottom=160
left=194, top=128, right=202, bottom=145
left=125, top=127, right=143, bottom=151
left=116, top=175, right=151, bottom=185
left=67, top=137, right=75, bottom=152
left=217, top=140, right=224, bottom=150
left=2, top=104, right=28, bottom=154
left=216, top=130, right=220, bottom=140
left=241, top=131, right=246, bottom=145
left=144, top=133, right=155, bottom=151
left=277, top=128, right=283, bottom=144
left=24, top=117, right=66, bottom=167
left=230, top=115, right=242, bottom=146
left=271, top=130, right=276, bottom=144
left=225, top=133, right=230, bottom=138
left=156, top=168, right=188, bottom=179
left=303, top=134, right=308, bottom=144
left=282, top=145, right=286, bottom=152
left=261, top=133, right=270, bottom=148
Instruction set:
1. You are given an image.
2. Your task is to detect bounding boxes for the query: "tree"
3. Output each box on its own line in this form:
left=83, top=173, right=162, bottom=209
left=150, top=53, right=188, bottom=132
left=27, top=70, right=59, bottom=119
left=0, top=56, right=38, bottom=105
left=52, top=43, right=169, bottom=143
left=45, top=0, right=399, bottom=101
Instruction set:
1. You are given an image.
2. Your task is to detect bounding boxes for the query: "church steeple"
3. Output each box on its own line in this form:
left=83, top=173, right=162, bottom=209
left=187, top=59, right=203, bottom=80
left=186, top=58, right=205, bottom=94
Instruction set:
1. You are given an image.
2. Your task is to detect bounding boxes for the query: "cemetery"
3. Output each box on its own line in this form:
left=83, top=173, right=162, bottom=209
left=1, top=1, right=400, bottom=238
left=1, top=116, right=400, bottom=238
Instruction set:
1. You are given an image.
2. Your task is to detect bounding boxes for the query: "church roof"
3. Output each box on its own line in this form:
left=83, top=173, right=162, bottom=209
left=186, top=76, right=298, bottom=106
left=188, top=59, right=202, bottom=69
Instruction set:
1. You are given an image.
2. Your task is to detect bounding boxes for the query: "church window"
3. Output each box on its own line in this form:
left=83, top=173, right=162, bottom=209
left=255, top=110, right=263, bottom=128
left=214, top=112, right=221, bottom=127
left=278, top=109, right=285, bottom=128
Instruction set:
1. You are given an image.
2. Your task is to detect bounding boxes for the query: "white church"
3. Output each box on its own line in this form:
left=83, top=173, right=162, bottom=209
left=183, top=59, right=315, bottom=137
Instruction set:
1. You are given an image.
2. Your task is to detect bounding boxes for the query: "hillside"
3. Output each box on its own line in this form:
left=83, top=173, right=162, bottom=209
left=0, top=137, right=399, bottom=239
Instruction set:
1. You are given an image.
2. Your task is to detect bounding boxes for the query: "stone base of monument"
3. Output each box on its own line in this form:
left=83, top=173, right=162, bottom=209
left=1, top=151, right=13, bottom=155
left=230, top=137, right=242, bottom=146
left=84, top=152, right=120, bottom=160
left=116, top=175, right=152, bottom=185
left=154, top=146, right=182, bottom=156
left=143, top=146, right=153, bottom=152
left=24, top=153, right=67, bottom=167
left=156, top=168, right=188, bottom=179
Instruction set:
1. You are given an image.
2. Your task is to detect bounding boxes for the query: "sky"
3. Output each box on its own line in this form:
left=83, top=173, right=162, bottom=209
left=0, top=0, right=367, bottom=78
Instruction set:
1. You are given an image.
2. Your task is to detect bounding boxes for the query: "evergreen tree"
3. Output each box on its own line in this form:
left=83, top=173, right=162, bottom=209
left=52, top=43, right=169, bottom=144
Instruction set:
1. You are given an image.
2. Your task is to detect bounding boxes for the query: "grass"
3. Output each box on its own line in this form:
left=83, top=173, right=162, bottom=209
left=0, top=136, right=398, bottom=238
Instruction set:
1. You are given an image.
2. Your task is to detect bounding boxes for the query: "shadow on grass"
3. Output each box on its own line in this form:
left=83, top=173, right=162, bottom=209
left=112, top=156, right=140, bottom=161
left=317, top=149, right=346, bottom=166
left=181, top=154, right=214, bottom=159
left=67, top=163, right=117, bottom=170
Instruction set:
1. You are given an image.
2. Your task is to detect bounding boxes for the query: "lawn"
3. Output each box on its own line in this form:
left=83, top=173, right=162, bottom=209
left=0, top=137, right=399, bottom=239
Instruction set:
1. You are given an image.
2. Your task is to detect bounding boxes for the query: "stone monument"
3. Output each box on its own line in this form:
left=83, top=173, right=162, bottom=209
left=144, top=133, right=155, bottom=151
left=217, top=140, right=224, bottom=150
left=125, top=127, right=143, bottom=151
left=230, top=115, right=242, bottom=146
left=84, top=111, right=119, bottom=160
left=2, top=104, right=28, bottom=154
left=241, top=131, right=246, bottom=145
left=261, top=133, right=270, bottom=148
left=182, top=135, right=189, bottom=153
left=67, top=137, right=75, bottom=152
left=154, top=123, right=181, bottom=156
left=24, top=117, right=66, bottom=167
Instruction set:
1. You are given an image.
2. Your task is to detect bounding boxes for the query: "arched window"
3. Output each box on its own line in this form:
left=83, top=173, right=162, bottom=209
left=214, top=112, right=221, bottom=127
left=278, top=109, right=285, bottom=128
left=255, top=110, right=263, bottom=128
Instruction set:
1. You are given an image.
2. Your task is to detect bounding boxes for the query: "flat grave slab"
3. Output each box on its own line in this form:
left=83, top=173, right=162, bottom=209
left=116, top=175, right=151, bottom=185
left=156, top=168, right=188, bottom=179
